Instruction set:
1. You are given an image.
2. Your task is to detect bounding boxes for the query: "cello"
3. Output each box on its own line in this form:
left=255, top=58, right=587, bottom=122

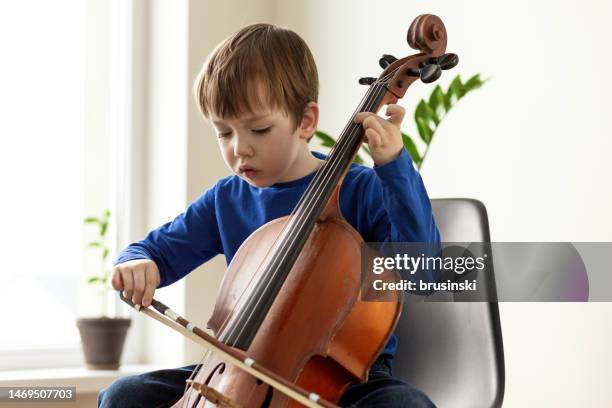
left=121, top=13, right=457, bottom=408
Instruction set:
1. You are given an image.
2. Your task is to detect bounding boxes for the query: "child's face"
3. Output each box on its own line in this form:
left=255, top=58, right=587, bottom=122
left=211, top=106, right=307, bottom=187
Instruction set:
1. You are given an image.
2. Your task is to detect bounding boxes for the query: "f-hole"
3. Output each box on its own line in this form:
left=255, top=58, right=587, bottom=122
left=188, top=363, right=226, bottom=408
left=260, top=384, right=274, bottom=408
left=205, top=362, right=226, bottom=385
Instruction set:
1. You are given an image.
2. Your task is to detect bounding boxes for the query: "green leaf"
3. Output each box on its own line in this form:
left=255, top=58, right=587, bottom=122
left=361, top=143, right=372, bottom=158
left=312, top=73, right=487, bottom=171
left=100, top=221, right=108, bottom=238
left=401, top=133, right=421, bottom=166
left=463, top=74, right=484, bottom=92
left=87, top=276, right=106, bottom=284
left=313, top=129, right=365, bottom=163
left=415, top=100, right=439, bottom=127
left=102, top=248, right=109, bottom=261
left=428, top=85, right=449, bottom=117
left=314, top=130, right=337, bottom=148
left=103, top=209, right=111, bottom=219
left=447, top=75, right=466, bottom=104
left=88, top=241, right=102, bottom=248
left=415, top=116, right=433, bottom=144
left=84, top=217, right=99, bottom=224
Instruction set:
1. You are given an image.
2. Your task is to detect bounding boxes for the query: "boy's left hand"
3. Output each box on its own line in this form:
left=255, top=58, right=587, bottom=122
left=354, top=104, right=405, bottom=166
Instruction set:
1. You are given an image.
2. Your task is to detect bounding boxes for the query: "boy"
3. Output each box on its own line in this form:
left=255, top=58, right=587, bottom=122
left=99, top=23, right=438, bottom=408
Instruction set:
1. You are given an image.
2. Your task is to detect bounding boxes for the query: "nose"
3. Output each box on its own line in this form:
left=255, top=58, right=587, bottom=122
left=233, top=133, right=253, bottom=157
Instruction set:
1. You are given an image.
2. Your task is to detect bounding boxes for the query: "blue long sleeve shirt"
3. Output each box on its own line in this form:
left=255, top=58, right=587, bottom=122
left=116, top=148, right=440, bottom=357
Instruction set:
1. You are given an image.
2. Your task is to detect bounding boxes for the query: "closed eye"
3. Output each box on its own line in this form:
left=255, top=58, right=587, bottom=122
left=217, top=131, right=232, bottom=138
left=252, top=127, right=271, bottom=135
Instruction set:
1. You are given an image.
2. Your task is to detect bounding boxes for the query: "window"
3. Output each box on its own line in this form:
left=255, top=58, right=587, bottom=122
left=0, top=0, right=145, bottom=370
left=0, top=0, right=85, bottom=364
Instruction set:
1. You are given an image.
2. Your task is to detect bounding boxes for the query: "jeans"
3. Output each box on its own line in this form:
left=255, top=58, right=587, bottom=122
left=98, top=356, right=436, bottom=408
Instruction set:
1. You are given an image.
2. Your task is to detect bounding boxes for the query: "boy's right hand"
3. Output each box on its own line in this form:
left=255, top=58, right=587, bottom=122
left=111, top=259, right=160, bottom=308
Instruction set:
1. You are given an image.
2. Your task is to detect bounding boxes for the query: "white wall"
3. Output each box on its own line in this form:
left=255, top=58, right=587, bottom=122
left=274, top=1, right=612, bottom=407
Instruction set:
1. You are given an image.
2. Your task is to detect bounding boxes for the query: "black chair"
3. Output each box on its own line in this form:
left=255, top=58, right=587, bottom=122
left=393, top=198, right=505, bottom=408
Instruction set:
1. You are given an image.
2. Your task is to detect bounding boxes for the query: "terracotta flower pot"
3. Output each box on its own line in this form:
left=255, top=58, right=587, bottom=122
left=76, top=317, right=131, bottom=370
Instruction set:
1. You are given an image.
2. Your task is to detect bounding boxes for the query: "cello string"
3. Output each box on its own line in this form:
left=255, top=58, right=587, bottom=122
left=225, top=68, right=398, bottom=346
left=182, top=353, right=201, bottom=408
left=181, top=348, right=212, bottom=407
left=213, top=68, right=398, bottom=345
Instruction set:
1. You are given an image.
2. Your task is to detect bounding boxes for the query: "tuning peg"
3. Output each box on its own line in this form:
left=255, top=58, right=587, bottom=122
left=426, top=53, right=459, bottom=72
left=419, top=64, right=442, bottom=83
left=437, top=53, right=459, bottom=70
left=358, top=77, right=377, bottom=85
left=379, top=54, right=398, bottom=69
left=406, top=68, right=420, bottom=77
left=405, top=65, right=441, bottom=84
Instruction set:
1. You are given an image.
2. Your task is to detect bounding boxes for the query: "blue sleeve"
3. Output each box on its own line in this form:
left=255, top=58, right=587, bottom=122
left=114, top=184, right=222, bottom=288
left=367, top=148, right=440, bottom=244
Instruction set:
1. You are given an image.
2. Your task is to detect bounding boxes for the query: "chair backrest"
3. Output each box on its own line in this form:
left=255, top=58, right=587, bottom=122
left=392, top=198, right=505, bottom=408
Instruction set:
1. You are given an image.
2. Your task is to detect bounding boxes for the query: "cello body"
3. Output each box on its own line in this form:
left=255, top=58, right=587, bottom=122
left=174, top=192, right=402, bottom=408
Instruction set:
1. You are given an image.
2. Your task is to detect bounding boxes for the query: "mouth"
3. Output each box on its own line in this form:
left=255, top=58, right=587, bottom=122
left=238, top=165, right=260, bottom=178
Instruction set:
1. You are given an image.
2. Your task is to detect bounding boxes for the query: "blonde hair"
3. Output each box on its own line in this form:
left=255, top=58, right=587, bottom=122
left=193, top=23, right=319, bottom=129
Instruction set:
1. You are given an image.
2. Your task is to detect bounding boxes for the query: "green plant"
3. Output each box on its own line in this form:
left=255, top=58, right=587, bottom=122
left=314, top=73, right=487, bottom=170
left=84, top=209, right=111, bottom=287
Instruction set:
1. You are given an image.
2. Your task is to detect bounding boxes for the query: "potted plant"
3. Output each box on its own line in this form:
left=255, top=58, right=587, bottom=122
left=77, top=209, right=131, bottom=370
left=314, top=73, right=487, bottom=168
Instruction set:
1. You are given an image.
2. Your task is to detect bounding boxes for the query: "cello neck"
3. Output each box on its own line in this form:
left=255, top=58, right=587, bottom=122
left=292, top=82, right=388, bottom=222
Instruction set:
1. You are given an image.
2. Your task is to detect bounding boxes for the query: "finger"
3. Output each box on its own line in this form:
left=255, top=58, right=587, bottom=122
left=120, top=268, right=134, bottom=299
left=354, top=112, right=374, bottom=124
left=365, top=128, right=382, bottom=148
left=111, top=267, right=124, bottom=291
left=142, top=266, right=158, bottom=308
left=132, top=265, right=146, bottom=305
left=363, top=116, right=386, bottom=141
left=385, top=104, right=406, bottom=127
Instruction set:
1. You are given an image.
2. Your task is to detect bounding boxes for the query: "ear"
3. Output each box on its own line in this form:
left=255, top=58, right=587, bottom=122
left=298, top=102, right=319, bottom=141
